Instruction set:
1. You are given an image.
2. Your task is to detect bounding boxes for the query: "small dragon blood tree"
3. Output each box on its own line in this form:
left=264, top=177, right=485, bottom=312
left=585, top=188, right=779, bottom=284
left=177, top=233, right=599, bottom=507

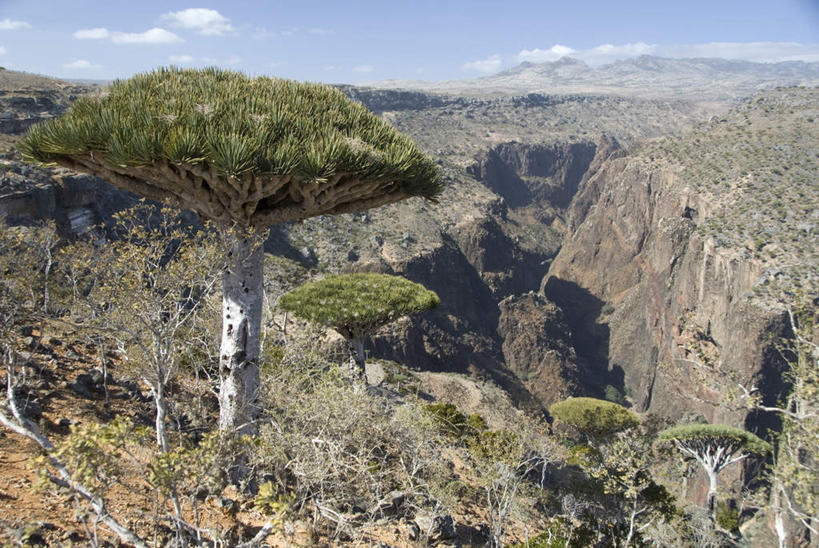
left=279, top=273, right=439, bottom=377
left=549, top=397, right=640, bottom=442
left=657, top=424, right=770, bottom=518
left=19, top=67, right=442, bottom=434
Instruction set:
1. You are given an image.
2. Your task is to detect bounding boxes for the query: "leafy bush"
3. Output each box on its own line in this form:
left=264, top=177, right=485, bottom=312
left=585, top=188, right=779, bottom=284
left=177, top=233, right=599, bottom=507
left=422, top=403, right=487, bottom=440
left=715, top=501, right=740, bottom=531
left=603, top=384, right=626, bottom=405
left=507, top=517, right=594, bottom=548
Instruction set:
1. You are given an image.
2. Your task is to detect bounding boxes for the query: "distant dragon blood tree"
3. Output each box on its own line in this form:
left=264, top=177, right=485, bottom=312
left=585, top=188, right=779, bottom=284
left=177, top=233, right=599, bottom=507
left=19, top=67, right=442, bottom=435
left=657, top=424, right=770, bottom=518
left=279, top=273, right=439, bottom=376
left=549, top=397, right=640, bottom=442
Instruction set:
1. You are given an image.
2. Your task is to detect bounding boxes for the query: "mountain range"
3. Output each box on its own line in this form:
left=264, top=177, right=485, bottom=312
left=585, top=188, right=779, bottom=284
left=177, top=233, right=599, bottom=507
left=369, top=55, right=819, bottom=101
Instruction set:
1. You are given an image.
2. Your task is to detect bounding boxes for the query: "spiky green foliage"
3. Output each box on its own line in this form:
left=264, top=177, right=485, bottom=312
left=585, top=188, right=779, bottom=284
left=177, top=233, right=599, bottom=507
left=657, top=424, right=771, bottom=455
left=278, top=273, right=439, bottom=340
left=549, top=397, right=640, bottom=438
left=19, top=67, right=442, bottom=226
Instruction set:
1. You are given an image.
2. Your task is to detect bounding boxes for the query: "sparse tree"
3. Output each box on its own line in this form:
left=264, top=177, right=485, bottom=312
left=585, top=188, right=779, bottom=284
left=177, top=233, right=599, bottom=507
left=61, top=204, right=221, bottom=452
left=657, top=424, right=770, bottom=520
left=468, top=424, right=563, bottom=548
left=20, top=67, right=441, bottom=434
left=587, top=430, right=676, bottom=547
left=279, top=273, right=439, bottom=377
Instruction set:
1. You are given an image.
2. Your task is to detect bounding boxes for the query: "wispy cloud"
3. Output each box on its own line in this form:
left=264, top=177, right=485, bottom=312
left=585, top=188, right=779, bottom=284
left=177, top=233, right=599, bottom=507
left=279, top=27, right=333, bottom=37
left=353, top=64, right=374, bottom=73
left=462, top=54, right=502, bottom=73
left=161, top=8, right=234, bottom=36
left=656, top=42, right=819, bottom=63
left=169, top=54, right=196, bottom=64
left=0, top=46, right=6, bottom=55
left=514, top=41, right=819, bottom=68
left=517, top=44, right=576, bottom=63
left=74, top=27, right=183, bottom=44
left=73, top=28, right=110, bottom=40
left=63, top=59, right=103, bottom=70
left=168, top=54, right=240, bottom=66
left=0, top=18, right=31, bottom=30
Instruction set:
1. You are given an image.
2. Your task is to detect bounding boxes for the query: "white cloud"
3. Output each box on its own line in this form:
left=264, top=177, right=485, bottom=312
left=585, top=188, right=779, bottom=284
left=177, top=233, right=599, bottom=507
left=462, top=54, right=503, bottom=73
left=74, top=28, right=110, bottom=40
left=655, top=41, right=819, bottom=63
left=308, top=27, right=332, bottom=36
left=162, top=8, right=234, bottom=36
left=353, top=64, right=374, bottom=73
left=74, top=26, right=182, bottom=44
left=0, top=18, right=31, bottom=30
left=111, top=28, right=183, bottom=44
left=323, top=65, right=338, bottom=71
left=0, top=46, right=6, bottom=55
left=63, top=59, right=103, bottom=69
left=169, top=54, right=196, bottom=64
left=583, top=42, right=656, bottom=64
left=513, top=41, right=819, bottom=67
left=169, top=54, right=240, bottom=66
left=517, top=44, right=576, bottom=63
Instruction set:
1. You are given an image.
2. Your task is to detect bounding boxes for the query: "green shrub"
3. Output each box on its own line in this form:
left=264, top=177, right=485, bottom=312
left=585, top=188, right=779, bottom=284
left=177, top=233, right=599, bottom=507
left=715, top=501, right=740, bottom=531
left=603, top=384, right=626, bottom=405
left=507, top=517, right=594, bottom=548
left=422, top=403, right=487, bottom=439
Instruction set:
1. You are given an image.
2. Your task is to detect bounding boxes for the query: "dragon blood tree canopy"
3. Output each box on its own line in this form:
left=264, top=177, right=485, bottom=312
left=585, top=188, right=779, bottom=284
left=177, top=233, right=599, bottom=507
left=279, top=273, right=440, bottom=340
left=19, top=67, right=442, bottom=227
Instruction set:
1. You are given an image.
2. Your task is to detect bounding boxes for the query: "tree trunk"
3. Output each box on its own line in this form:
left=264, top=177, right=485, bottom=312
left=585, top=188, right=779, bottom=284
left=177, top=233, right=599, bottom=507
left=772, top=482, right=788, bottom=548
left=346, top=336, right=366, bottom=379
left=706, top=469, right=719, bottom=520
left=218, top=231, right=264, bottom=436
left=154, top=383, right=169, bottom=452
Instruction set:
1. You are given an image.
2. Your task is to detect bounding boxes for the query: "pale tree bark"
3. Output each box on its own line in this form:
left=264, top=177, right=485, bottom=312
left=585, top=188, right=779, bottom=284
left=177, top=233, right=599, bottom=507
left=218, top=231, right=264, bottom=436
left=346, top=336, right=366, bottom=379
left=706, top=469, right=719, bottom=519
left=153, top=383, right=169, bottom=453
left=772, top=482, right=789, bottom=548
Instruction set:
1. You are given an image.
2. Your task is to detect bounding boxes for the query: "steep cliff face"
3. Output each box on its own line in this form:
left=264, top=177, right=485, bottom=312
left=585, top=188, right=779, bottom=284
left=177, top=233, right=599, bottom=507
left=0, top=69, right=91, bottom=137
left=0, top=161, right=139, bottom=236
left=542, top=88, right=817, bottom=431
left=497, top=292, right=580, bottom=406
left=279, top=138, right=625, bottom=402
left=467, top=141, right=597, bottom=210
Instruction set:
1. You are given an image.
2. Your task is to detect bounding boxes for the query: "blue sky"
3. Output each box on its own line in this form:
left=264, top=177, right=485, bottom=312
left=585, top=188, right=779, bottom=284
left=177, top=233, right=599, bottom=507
left=1, top=0, right=818, bottom=83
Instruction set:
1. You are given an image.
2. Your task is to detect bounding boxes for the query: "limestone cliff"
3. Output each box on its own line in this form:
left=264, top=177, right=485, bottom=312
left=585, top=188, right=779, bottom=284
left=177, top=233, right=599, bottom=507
left=543, top=88, right=818, bottom=431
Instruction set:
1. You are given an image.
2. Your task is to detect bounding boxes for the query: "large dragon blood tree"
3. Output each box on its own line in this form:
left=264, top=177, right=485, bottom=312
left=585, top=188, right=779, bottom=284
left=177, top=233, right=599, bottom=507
left=19, top=67, right=442, bottom=434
